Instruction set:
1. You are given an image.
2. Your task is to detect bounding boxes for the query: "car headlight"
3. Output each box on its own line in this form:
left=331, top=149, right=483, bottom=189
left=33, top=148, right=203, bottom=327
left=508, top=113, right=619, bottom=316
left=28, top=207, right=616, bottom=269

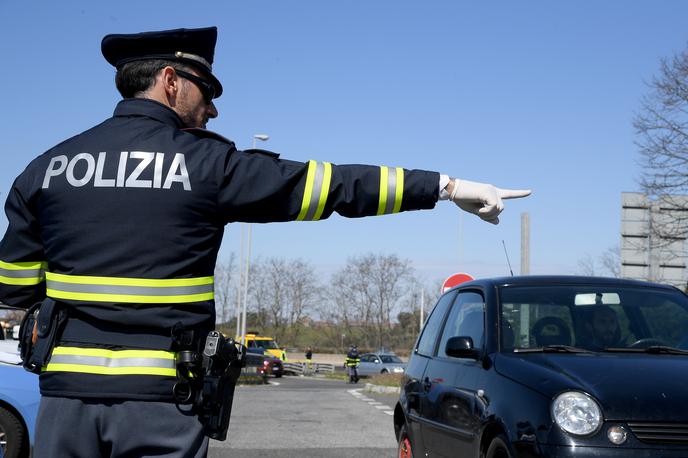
left=393, top=367, right=404, bottom=373
left=551, top=391, right=602, bottom=436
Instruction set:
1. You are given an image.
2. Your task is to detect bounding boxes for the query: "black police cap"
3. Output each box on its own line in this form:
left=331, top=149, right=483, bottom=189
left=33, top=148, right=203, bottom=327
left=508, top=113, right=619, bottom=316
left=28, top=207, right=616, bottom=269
left=101, top=26, right=223, bottom=98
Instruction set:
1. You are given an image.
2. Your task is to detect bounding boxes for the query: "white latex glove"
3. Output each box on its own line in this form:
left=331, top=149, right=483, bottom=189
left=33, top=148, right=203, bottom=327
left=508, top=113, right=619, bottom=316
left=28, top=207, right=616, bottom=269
left=449, top=178, right=531, bottom=225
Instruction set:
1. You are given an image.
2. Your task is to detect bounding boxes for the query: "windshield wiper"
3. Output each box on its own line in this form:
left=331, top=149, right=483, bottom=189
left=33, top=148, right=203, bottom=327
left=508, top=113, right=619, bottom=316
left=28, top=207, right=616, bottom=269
left=602, top=346, right=688, bottom=355
left=515, top=345, right=593, bottom=354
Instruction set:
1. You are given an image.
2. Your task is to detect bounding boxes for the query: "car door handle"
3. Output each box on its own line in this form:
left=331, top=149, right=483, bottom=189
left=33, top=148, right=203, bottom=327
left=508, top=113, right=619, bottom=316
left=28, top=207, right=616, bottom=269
left=422, top=377, right=432, bottom=392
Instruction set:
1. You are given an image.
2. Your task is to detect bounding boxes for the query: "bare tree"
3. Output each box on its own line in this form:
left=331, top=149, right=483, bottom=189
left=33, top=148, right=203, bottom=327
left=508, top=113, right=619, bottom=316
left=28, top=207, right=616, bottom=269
left=283, top=259, right=320, bottom=340
left=576, top=245, right=620, bottom=277
left=577, top=254, right=597, bottom=276
left=214, top=252, right=237, bottom=324
left=635, top=44, right=688, bottom=241
left=249, top=257, right=286, bottom=335
left=330, top=253, right=413, bottom=349
left=599, top=245, right=621, bottom=278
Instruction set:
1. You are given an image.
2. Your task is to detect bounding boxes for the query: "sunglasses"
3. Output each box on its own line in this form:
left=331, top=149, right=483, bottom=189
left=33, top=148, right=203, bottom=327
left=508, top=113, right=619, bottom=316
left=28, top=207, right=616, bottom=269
left=175, top=69, right=215, bottom=104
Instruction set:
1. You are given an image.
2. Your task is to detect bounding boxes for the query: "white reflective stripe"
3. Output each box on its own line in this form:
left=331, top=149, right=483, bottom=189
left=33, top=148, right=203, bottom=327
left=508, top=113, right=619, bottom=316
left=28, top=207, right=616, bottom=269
left=49, top=354, right=175, bottom=369
left=44, top=347, right=177, bottom=376
left=384, top=167, right=398, bottom=214
left=377, top=166, right=404, bottom=215
left=0, top=261, right=46, bottom=285
left=45, top=280, right=213, bottom=296
left=0, top=267, right=44, bottom=279
left=44, top=272, right=214, bottom=303
left=304, top=162, right=326, bottom=221
left=297, top=161, right=332, bottom=221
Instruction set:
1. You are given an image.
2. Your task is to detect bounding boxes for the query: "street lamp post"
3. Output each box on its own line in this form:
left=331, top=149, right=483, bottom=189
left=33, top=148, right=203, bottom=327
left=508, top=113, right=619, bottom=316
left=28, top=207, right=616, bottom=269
left=240, top=134, right=270, bottom=346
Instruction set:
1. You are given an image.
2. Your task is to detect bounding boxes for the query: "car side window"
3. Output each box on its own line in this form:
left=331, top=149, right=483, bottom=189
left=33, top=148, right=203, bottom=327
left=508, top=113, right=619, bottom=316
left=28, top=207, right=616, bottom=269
left=360, top=355, right=370, bottom=363
left=416, top=290, right=458, bottom=356
left=438, top=291, right=485, bottom=358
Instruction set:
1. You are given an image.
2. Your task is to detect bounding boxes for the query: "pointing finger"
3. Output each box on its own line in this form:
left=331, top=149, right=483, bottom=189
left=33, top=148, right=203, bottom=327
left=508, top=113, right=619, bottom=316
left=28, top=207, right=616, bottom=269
left=498, top=189, right=532, bottom=200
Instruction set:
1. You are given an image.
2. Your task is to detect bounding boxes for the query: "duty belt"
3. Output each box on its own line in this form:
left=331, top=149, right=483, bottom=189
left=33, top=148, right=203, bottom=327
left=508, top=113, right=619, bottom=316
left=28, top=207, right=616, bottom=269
left=45, top=272, right=214, bottom=303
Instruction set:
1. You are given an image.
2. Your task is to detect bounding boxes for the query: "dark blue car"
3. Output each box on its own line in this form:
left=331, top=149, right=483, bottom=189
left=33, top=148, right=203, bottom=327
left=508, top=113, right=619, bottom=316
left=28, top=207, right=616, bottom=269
left=395, top=276, right=688, bottom=457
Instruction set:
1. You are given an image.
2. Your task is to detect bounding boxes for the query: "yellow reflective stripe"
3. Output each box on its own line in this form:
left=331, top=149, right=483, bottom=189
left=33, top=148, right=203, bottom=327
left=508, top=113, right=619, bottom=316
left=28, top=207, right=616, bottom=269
left=0, top=260, right=46, bottom=270
left=43, top=363, right=177, bottom=377
left=46, top=289, right=214, bottom=304
left=312, top=162, right=332, bottom=221
left=45, top=272, right=213, bottom=287
left=51, top=347, right=175, bottom=359
left=377, top=166, right=389, bottom=216
left=297, top=160, right=317, bottom=221
left=0, top=260, right=46, bottom=286
left=0, top=276, right=44, bottom=286
left=393, top=167, right=404, bottom=213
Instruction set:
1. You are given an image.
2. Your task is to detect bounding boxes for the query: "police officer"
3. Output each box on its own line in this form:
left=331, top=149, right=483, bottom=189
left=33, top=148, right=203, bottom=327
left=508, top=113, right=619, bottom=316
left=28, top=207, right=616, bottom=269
left=345, top=344, right=361, bottom=384
left=0, top=27, right=530, bottom=457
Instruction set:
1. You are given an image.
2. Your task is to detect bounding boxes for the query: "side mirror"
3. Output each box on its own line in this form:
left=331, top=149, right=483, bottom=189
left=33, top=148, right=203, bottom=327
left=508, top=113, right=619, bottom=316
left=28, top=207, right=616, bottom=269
left=445, top=336, right=480, bottom=360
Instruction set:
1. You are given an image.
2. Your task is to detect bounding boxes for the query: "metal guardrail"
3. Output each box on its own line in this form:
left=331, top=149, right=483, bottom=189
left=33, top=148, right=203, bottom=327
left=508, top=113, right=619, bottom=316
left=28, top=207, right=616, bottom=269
left=283, top=362, right=335, bottom=375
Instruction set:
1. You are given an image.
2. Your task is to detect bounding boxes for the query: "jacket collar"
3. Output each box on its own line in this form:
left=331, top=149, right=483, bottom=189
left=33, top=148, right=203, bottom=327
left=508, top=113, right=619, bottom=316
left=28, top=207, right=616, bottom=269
left=113, top=98, right=184, bottom=128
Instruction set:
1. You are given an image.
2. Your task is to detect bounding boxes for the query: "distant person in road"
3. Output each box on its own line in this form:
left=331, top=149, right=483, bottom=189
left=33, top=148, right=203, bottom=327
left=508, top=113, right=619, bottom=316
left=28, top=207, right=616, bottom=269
left=345, top=345, right=361, bottom=384
left=305, top=346, right=313, bottom=373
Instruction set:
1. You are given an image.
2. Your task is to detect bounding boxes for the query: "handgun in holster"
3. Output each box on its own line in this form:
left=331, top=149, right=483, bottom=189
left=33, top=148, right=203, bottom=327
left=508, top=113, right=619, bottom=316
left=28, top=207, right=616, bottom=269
left=18, top=298, right=67, bottom=374
left=173, top=331, right=246, bottom=441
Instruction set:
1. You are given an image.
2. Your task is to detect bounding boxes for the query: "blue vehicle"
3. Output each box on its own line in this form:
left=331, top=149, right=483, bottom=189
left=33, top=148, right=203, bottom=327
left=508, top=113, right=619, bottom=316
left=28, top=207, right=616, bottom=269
left=0, top=337, right=40, bottom=458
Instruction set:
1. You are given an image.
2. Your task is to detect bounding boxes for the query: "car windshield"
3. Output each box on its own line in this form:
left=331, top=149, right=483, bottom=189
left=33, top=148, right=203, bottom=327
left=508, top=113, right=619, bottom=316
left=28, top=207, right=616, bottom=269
left=254, top=339, right=279, bottom=350
left=499, top=285, right=688, bottom=353
left=380, top=355, right=403, bottom=363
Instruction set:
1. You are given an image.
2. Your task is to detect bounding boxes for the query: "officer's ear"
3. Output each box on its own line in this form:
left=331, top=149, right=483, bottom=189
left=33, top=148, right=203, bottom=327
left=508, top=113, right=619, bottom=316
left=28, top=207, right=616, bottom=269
left=160, top=66, right=180, bottom=102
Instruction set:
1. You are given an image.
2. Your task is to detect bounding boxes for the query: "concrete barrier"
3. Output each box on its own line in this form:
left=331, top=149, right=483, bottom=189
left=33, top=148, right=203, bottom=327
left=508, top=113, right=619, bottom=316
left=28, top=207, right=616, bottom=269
left=282, top=362, right=335, bottom=375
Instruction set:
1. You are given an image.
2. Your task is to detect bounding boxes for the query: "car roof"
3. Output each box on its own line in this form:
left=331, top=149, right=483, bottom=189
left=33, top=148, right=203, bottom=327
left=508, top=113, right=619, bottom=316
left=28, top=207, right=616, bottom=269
left=446, top=275, right=677, bottom=291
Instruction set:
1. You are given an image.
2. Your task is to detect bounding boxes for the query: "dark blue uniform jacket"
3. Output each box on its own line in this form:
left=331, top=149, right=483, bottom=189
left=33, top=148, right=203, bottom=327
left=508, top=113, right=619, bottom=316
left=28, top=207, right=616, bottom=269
left=0, top=98, right=438, bottom=400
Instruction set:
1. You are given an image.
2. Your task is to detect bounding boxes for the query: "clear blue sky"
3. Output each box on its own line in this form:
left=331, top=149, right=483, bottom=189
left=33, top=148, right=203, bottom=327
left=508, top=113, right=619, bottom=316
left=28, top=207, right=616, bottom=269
left=1, top=1, right=687, bottom=284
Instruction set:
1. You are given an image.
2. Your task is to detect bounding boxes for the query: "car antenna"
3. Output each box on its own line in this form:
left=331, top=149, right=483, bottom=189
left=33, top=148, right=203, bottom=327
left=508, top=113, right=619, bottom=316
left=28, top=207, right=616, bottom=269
left=502, top=240, right=514, bottom=276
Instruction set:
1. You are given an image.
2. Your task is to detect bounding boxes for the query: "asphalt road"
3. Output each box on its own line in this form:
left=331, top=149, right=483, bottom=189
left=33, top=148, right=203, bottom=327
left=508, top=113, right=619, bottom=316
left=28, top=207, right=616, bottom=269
left=208, top=376, right=400, bottom=457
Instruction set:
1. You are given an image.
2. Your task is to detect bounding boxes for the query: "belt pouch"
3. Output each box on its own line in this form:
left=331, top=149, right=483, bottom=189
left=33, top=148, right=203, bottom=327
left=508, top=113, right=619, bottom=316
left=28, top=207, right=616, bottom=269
left=20, top=298, right=65, bottom=374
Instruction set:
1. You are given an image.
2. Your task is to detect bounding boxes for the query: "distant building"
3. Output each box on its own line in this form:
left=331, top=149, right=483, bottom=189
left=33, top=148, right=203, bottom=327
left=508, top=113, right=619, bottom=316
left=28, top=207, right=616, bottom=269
left=621, top=192, right=688, bottom=288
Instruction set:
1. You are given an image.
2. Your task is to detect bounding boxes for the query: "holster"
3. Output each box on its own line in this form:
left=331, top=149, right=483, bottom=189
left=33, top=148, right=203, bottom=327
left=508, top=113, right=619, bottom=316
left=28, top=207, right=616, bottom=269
left=173, top=331, right=246, bottom=441
left=19, top=298, right=67, bottom=374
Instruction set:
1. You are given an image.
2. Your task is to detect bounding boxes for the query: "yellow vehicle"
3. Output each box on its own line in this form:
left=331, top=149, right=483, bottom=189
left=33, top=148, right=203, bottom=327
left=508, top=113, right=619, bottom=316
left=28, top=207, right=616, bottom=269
left=238, top=333, right=287, bottom=361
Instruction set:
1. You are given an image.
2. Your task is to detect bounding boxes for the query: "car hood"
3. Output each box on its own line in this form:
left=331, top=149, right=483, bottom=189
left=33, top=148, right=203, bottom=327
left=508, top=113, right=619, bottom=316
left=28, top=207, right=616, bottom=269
left=494, top=352, right=688, bottom=421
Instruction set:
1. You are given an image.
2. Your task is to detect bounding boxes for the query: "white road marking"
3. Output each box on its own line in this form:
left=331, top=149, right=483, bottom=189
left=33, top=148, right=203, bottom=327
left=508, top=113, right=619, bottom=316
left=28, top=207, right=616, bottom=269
left=348, top=388, right=394, bottom=416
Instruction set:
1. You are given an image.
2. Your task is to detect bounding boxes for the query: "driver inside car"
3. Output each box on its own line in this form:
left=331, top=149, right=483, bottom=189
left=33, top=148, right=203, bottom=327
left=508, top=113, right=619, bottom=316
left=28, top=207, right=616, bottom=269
left=586, top=306, right=623, bottom=349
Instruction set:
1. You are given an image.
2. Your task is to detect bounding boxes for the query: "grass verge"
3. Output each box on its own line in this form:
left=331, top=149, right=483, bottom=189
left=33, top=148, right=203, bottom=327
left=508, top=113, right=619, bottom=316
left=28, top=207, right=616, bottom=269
left=368, top=373, right=403, bottom=387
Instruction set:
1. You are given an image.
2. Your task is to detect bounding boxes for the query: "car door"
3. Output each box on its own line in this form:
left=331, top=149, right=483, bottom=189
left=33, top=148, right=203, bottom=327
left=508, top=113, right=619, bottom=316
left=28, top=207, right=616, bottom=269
left=403, top=290, right=457, bottom=452
left=369, top=355, right=382, bottom=374
left=357, top=354, right=373, bottom=376
left=420, top=290, right=486, bottom=458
